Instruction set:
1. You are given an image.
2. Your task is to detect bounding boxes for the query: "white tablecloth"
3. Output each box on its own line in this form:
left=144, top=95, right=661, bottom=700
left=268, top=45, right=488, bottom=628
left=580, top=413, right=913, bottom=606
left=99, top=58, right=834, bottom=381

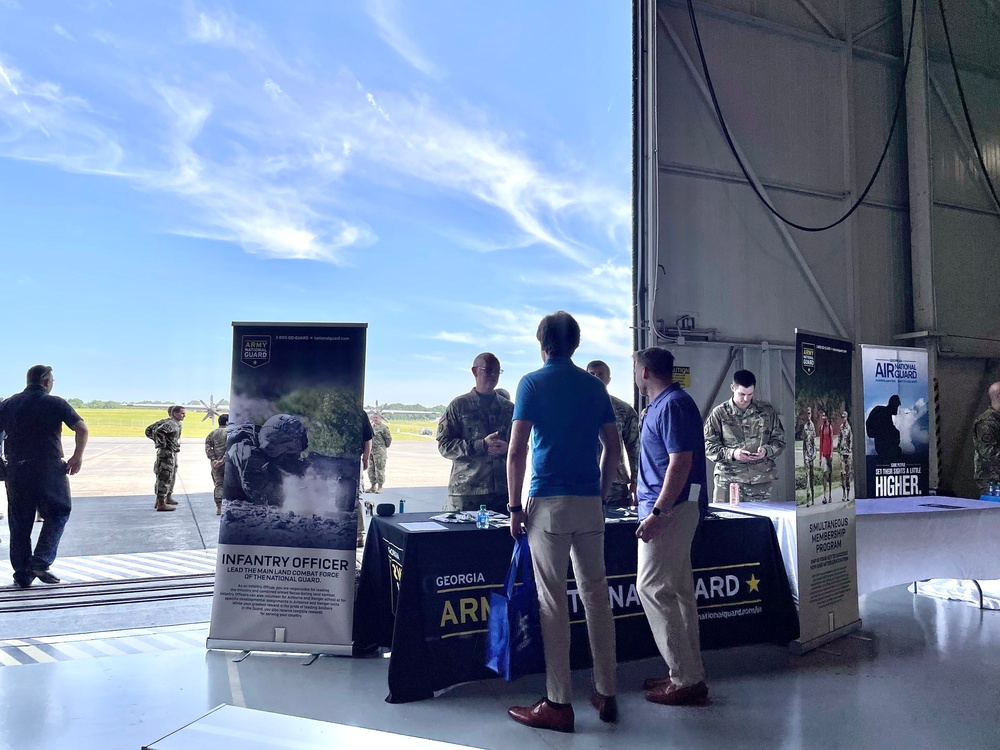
left=711, top=497, right=1000, bottom=598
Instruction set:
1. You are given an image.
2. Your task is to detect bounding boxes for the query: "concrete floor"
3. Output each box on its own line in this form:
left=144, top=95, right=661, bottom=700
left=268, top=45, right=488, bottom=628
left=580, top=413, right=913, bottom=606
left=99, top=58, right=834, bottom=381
left=3, top=439, right=1000, bottom=748
left=0, top=585, right=998, bottom=749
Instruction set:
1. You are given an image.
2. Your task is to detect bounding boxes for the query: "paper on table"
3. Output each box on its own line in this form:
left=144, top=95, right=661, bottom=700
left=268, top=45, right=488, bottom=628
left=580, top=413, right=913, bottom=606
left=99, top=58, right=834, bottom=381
left=399, top=521, right=450, bottom=531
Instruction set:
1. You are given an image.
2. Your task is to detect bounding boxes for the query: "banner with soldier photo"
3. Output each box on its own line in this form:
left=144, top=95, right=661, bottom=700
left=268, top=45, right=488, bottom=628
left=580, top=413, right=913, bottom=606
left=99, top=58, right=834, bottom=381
left=207, top=322, right=367, bottom=655
left=792, top=330, right=861, bottom=652
left=861, top=345, right=930, bottom=498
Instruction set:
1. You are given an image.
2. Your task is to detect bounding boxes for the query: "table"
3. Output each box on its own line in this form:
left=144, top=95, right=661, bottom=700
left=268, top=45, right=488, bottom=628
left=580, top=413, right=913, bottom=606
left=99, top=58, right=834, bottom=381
left=353, top=510, right=797, bottom=703
left=717, top=497, right=1000, bottom=597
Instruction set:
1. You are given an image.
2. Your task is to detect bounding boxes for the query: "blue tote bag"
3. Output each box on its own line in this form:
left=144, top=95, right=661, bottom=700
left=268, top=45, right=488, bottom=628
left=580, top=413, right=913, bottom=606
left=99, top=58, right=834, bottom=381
left=486, top=535, right=546, bottom=681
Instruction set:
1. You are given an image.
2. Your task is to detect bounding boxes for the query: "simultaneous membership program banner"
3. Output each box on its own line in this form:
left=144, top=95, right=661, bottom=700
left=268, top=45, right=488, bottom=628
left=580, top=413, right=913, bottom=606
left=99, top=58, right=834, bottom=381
left=208, top=322, right=367, bottom=655
left=861, top=345, right=930, bottom=498
left=793, top=330, right=860, bottom=651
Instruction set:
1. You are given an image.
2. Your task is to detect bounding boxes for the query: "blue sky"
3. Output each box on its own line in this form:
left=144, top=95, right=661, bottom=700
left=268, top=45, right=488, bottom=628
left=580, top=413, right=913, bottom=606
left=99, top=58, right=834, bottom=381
left=0, top=1, right=633, bottom=406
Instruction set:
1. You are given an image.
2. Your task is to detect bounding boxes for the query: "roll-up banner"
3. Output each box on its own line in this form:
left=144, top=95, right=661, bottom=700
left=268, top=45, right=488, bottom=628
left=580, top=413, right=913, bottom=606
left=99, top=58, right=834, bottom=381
left=792, top=330, right=861, bottom=654
left=207, top=322, right=367, bottom=655
left=860, top=345, right=930, bottom=498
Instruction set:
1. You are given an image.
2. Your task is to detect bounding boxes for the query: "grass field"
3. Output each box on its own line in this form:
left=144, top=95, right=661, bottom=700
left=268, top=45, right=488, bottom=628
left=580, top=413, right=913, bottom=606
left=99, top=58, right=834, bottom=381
left=64, top=409, right=221, bottom=439
left=381, top=419, right=439, bottom=442
left=64, top=409, right=441, bottom=441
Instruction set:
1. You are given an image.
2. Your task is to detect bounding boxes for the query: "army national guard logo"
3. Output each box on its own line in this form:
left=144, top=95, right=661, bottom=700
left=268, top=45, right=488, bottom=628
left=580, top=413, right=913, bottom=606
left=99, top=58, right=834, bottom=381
left=801, top=343, right=816, bottom=376
left=240, top=335, right=271, bottom=368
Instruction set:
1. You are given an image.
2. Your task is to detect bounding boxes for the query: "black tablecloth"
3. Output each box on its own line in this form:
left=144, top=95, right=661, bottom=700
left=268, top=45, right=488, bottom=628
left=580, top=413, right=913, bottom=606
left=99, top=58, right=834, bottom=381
left=353, top=510, right=797, bottom=703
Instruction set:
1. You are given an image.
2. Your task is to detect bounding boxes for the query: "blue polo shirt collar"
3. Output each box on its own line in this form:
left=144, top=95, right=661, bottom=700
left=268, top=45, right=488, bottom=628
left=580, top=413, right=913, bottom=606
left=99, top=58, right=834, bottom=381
left=544, top=356, right=572, bottom=367
left=649, top=381, right=681, bottom=406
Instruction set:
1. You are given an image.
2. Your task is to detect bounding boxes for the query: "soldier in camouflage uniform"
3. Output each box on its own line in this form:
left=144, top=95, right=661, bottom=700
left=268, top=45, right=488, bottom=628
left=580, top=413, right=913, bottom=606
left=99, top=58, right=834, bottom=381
left=146, top=406, right=185, bottom=512
left=838, top=411, right=853, bottom=501
left=204, top=413, right=229, bottom=515
left=437, top=352, right=515, bottom=513
left=973, top=382, right=1000, bottom=496
left=586, top=360, right=640, bottom=507
left=367, top=412, right=392, bottom=493
left=704, top=370, right=785, bottom=503
left=801, top=407, right=817, bottom=506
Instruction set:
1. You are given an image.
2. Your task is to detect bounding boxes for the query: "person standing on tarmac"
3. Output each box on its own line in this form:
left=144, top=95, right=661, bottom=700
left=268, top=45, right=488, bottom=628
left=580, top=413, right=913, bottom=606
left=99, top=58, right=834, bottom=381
left=147, top=406, right=186, bottom=512
left=204, top=413, right=229, bottom=516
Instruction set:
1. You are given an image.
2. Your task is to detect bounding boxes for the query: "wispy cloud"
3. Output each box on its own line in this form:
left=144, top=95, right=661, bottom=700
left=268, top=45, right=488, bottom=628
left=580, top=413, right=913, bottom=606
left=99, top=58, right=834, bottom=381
left=365, top=0, right=440, bottom=78
left=0, top=58, right=123, bottom=169
left=433, top=331, right=477, bottom=345
left=348, top=84, right=629, bottom=264
left=0, top=6, right=628, bottom=268
left=430, top=304, right=632, bottom=371
left=184, top=5, right=256, bottom=51
left=263, top=78, right=284, bottom=101
left=53, top=24, right=76, bottom=41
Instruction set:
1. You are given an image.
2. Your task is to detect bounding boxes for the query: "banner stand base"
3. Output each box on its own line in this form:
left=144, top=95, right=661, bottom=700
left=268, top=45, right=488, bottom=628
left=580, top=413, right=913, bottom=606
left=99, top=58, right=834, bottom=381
left=206, top=639, right=354, bottom=657
left=789, top=618, right=862, bottom=656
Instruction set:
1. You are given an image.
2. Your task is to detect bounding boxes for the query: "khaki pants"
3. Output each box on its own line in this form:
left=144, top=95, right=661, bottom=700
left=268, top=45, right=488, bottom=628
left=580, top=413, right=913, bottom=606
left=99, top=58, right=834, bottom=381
left=636, top=500, right=706, bottom=688
left=525, top=495, right=617, bottom=704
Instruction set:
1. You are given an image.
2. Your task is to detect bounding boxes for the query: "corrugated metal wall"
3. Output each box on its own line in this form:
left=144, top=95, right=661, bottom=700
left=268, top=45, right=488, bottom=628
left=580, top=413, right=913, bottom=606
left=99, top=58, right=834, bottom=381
left=640, top=0, right=999, bottom=498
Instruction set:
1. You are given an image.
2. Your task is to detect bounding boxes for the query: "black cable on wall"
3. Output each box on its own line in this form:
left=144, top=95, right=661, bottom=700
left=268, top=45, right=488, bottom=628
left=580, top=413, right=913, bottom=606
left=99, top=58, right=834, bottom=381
left=685, top=0, right=918, bottom=232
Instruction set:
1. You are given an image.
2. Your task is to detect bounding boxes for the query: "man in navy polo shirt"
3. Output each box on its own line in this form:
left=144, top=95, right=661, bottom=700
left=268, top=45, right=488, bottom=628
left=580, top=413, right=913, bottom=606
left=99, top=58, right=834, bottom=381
left=506, top=311, right=621, bottom=733
left=0, top=365, right=89, bottom=589
left=633, top=346, right=709, bottom=706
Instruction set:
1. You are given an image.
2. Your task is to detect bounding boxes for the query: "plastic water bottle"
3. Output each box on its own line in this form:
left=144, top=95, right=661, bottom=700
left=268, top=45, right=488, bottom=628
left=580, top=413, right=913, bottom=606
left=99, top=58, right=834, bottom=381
left=476, top=504, right=489, bottom=529
left=399, top=498, right=405, bottom=513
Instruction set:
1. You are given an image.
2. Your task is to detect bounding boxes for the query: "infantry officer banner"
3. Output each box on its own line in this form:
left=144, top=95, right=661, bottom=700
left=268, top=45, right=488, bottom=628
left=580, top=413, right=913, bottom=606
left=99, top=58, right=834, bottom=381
left=793, top=330, right=861, bottom=653
left=861, top=345, right=930, bottom=498
left=207, top=322, right=367, bottom=655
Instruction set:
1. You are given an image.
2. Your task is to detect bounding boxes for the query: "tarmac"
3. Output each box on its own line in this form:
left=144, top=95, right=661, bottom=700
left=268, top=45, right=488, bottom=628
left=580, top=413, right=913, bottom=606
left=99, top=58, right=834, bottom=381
left=0, top=436, right=452, bottom=639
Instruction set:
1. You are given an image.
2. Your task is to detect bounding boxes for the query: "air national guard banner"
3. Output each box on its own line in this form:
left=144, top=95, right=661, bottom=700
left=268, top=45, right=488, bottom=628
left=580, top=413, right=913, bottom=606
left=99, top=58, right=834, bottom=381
left=793, top=330, right=860, bottom=652
left=861, top=345, right=930, bottom=498
left=207, top=322, right=367, bottom=655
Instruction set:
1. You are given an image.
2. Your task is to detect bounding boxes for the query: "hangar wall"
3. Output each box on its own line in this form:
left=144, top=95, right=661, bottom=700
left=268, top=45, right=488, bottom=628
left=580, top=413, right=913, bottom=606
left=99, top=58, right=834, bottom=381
left=636, top=0, right=1000, bottom=499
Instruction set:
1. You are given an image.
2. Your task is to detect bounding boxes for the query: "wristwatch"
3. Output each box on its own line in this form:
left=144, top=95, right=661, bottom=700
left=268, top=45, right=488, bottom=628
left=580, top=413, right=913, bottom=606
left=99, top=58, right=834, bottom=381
left=650, top=506, right=662, bottom=516
left=650, top=505, right=674, bottom=519
left=507, top=504, right=523, bottom=513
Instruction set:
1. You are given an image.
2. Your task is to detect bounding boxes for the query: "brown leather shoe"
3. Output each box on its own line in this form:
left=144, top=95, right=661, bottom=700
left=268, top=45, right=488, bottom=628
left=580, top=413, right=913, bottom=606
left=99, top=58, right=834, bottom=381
left=508, top=698, right=574, bottom=733
left=589, top=692, right=618, bottom=723
left=643, top=675, right=671, bottom=691
left=645, top=681, right=709, bottom=706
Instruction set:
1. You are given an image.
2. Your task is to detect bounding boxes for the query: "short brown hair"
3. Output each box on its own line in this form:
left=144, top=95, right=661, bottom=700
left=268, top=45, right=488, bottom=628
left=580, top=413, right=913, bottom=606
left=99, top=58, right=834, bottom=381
left=169, top=405, right=185, bottom=417
left=536, top=311, right=580, bottom=358
left=634, top=347, right=675, bottom=380
left=26, top=364, right=54, bottom=386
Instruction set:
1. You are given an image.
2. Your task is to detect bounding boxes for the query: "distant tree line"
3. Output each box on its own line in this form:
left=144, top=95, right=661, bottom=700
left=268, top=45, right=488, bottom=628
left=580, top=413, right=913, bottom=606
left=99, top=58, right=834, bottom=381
left=68, top=399, right=124, bottom=409
left=370, top=402, right=446, bottom=421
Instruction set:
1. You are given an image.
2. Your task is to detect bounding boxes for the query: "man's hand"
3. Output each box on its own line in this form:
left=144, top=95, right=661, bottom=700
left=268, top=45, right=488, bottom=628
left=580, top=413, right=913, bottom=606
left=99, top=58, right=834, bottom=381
left=636, top=512, right=668, bottom=542
left=212, top=459, right=224, bottom=469
left=362, top=456, right=369, bottom=470
left=485, top=431, right=508, bottom=456
left=509, top=509, right=527, bottom=538
left=66, top=455, right=83, bottom=475
left=628, top=480, right=638, bottom=508
left=734, top=448, right=764, bottom=462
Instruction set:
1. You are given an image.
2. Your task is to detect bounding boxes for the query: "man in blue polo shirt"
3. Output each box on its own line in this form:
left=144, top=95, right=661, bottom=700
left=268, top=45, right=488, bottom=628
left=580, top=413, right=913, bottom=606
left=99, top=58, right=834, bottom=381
left=506, top=311, right=621, bottom=733
left=633, top=346, right=709, bottom=706
left=0, top=365, right=89, bottom=589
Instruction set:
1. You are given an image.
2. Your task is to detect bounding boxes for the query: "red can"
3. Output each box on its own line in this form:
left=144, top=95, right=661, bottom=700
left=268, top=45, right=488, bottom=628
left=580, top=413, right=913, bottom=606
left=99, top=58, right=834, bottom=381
left=729, top=482, right=740, bottom=505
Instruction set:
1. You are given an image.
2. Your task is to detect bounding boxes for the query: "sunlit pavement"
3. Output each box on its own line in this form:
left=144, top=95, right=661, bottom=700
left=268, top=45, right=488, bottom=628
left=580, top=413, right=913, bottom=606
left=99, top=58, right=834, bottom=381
left=0, top=436, right=451, bottom=562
